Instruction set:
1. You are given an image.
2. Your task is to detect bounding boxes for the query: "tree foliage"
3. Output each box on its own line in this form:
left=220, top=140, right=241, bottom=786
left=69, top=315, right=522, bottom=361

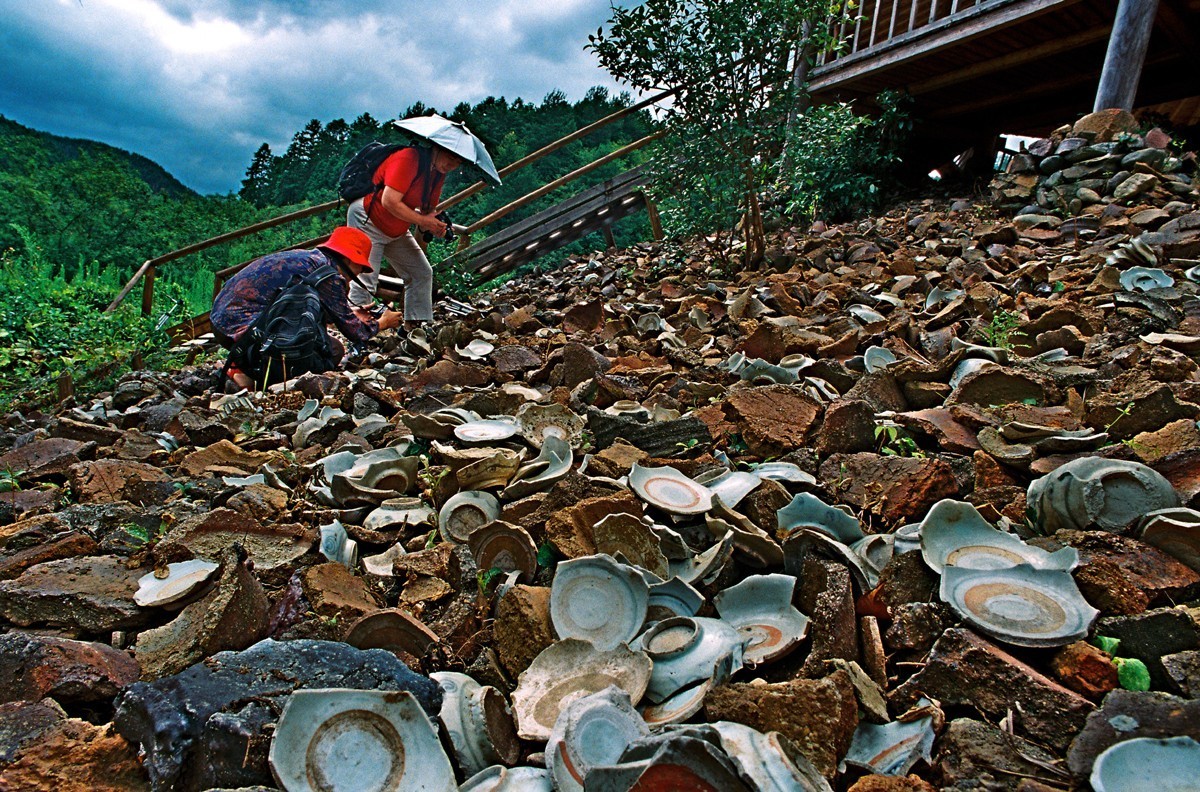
left=587, top=0, right=826, bottom=265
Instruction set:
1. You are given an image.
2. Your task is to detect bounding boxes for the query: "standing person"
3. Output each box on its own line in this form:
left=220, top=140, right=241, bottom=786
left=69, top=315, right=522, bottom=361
left=345, top=144, right=464, bottom=322
left=211, top=226, right=402, bottom=390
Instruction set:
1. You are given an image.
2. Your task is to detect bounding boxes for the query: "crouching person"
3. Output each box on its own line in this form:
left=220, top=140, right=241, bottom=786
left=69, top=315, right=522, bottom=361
left=211, top=226, right=403, bottom=390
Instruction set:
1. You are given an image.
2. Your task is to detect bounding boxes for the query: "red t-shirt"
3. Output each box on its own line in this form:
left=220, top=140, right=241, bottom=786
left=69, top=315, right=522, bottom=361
left=362, top=147, right=445, bottom=237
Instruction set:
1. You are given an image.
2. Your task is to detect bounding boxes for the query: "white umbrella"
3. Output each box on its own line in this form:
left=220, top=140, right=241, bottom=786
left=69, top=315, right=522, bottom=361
left=391, top=114, right=502, bottom=186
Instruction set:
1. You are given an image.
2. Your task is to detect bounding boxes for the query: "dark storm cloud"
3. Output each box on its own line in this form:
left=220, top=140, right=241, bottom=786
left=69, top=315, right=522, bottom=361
left=0, top=0, right=626, bottom=194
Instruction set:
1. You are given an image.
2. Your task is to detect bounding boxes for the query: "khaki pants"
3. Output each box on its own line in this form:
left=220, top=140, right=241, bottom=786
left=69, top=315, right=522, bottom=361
left=346, top=198, right=434, bottom=321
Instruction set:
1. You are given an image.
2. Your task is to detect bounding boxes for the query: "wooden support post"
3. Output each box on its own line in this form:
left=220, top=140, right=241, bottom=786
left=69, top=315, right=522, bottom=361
left=643, top=194, right=664, bottom=241
left=602, top=223, right=616, bottom=250
left=141, top=265, right=156, bottom=317
left=1094, top=0, right=1161, bottom=111
left=57, top=371, right=74, bottom=403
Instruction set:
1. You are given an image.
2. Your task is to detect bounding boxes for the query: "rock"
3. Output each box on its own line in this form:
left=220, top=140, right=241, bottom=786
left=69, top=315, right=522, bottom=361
left=1056, top=531, right=1200, bottom=614
left=224, top=483, right=288, bottom=521
left=819, top=453, right=959, bottom=525
left=113, top=377, right=161, bottom=410
left=1085, top=383, right=1198, bottom=439
left=1066, top=689, right=1200, bottom=778
left=0, top=530, right=98, bottom=581
left=704, top=670, right=859, bottom=778
left=883, top=601, right=955, bottom=654
left=1094, top=606, right=1200, bottom=690
left=392, top=542, right=458, bottom=580
left=300, top=562, right=380, bottom=624
left=68, top=459, right=171, bottom=505
left=0, top=699, right=66, bottom=765
left=490, top=344, right=542, bottom=374
left=154, top=508, right=314, bottom=571
left=167, top=410, right=234, bottom=447
left=544, top=491, right=642, bottom=559
left=1153, top=447, right=1200, bottom=508
left=1162, top=650, right=1200, bottom=698
left=796, top=558, right=859, bottom=674
left=1130, top=418, right=1200, bottom=464
left=0, top=555, right=147, bottom=633
left=0, top=632, right=139, bottom=706
left=1071, top=109, right=1138, bottom=143
left=873, top=549, right=938, bottom=615
left=848, top=776, right=936, bottom=792
left=844, top=371, right=908, bottom=413
left=947, top=366, right=1055, bottom=408
left=0, top=717, right=147, bottom=790
left=815, top=399, right=877, bottom=456
left=560, top=342, right=611, bottom=388
left=892, top=628, right=1094, bottom=751
left=1050, top=641, right=1119, bottom=700
left=493, top=585, right=554, bottom=679
left=409, top=359, right=491, bottom=391
left=936, top=717, right=1062, bottom=791
left=1113, top=173, right=1159, bottom=202
left=133, top=547, right=270, bottom=680
left=0, top=438, right=94, bottom=481
left=179, top=440, right=272, bottom=477
left=587, top=411, right=713, bottom=457
left=113, top=638, right=441, bottom=791
left=895, top=408, right=980, bottom=454
left=50, top=417, right=125, bottom=446
left=723, top=385, right=823, bottom=457
left=583, top=438, right=648, bottom=478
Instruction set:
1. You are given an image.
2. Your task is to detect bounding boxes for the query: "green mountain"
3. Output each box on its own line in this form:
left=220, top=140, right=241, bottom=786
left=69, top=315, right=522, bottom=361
left=0, top=114, right=195, bottom=198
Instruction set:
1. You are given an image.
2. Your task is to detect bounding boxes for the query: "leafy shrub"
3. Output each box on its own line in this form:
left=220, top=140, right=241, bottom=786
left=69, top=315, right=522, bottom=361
left=782, top=90, right=912, bottom=222
left=0, top=225, right=170, bottom=408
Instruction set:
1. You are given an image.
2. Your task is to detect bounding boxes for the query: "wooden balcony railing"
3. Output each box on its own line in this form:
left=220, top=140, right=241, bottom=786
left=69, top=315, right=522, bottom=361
left=817, top=0, right=998, bottom=68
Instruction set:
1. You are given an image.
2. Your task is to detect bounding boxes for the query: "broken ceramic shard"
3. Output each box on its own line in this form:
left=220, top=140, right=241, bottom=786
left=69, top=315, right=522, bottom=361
left=439, top=490, right=501, bottom=544
left=454, top=418, right=519, bottom=443
left=693, top=467, right=762, bottom=510
left=629, top=463, right=713, bottom=515
left=547, top=686, right=649, bottom=792
left=919, top=499, right=1078, bottom=574
left=501, top=435, right=572, bottom=500
left=647, top=575, right=705, bottom=620
left=460, top=765, right=554, bottom=791
left=1090, top=735, right=1200, bottom=792
left=360, top=543, right=407, bottom=577
left=363, top=497, right=434, bottom=533
left=1118, top=266, right=1174, bottom=292
left=516, top=402, right=585, bottom=448
left=1027, top=457, right=1179, bottom=534
left=939, top=563, right=1098, bottom=648
left=637, top=616, right=746, bottom=704
left=751, top=461, right=818, bottom=486
left=318, top=520, right=358, bottom=568
left=841, top=708, right=937, bottom=776
left=669, top=533, right=734, bottom=585
left=1137, top=507, right=1200, bottom=571
left=468, top=520, right=539, bottom=584
left=713, top=574, right=809, bottom=665
left=710, top=722, right=833, bottom=792
left=268, top=688, right=454, bottom=792
left=343, top=608, right=439, bottom=661
left=551, top=554, right=649, bottom=650
left=776, top=492, right=863, bottom=543
left=431, top=671, right=520, bottom=779
left=863, top=345, right=899, bottom=373
left=510, top=639, right=651, bottom=742
left=593, top=512, right=670, bottom=580
left=455, top=448, right=522, bottom=490
left=134, top=559, right=219, bottom=608
left=456, top=339, right=496, bottom=360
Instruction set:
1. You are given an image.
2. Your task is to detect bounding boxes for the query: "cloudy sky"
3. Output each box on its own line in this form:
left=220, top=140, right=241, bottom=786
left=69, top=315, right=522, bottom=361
left=0, top=0, right=629, bottom=194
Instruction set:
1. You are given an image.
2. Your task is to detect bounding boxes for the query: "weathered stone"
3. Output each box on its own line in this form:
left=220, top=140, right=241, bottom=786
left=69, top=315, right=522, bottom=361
left=1050, top=641, right=1119, bottom=700
left=560, top=342, right=611, bottom=389
left=583, top=437, right=648, bottom=478
left=0, top=699, right=66, bottom=765
left=947, top=366, right=1055, bottom=408
left=1071, top=109, right=1138, bottom=143
left=797, top=557, right=859, bottom=674
left=180, top=440, right=272, bottom=477
left=0, top=717, right=148, bottom=790
left=68, top=459, right=171, bottom=504
left=490, top=344, right=542, bottom=374
left=1095, top=606, right=1200, bottom=690
left=739, top=322, right=834, bottom=360
left=409, top=359, right=491, bottom=391
left=300, top=562, right=380, bottom=624
left=819, top=453, right=959, bottom=525
left=704, top=671, right=859, bottom=779
left=1055, top=531, right=1200, bottom=614
left=0, top=530, right=98, bottom=581
left=892, top=628, right=1094, bottom=751
left=1066, top=690, right=1200, bottom=778
left=224, top=482, right=288, bottom=521
left=0, top=632, right=139, bottom=706
left=392, top=541, right=457, bottom=580
left=884, top=601, right=955, bottom=654
left=544, top=490, right=642, bottom=559
left=50, top=417, right=125, bottom=446
left=1162, top=650, right=1200, bottom=698
left=1113, top=173, right=1159, bottom=202
left=0, top=438, right=94, bottom=481
left=936, top=717, right=1061, bottom=792
left=167, top=410, right=234, bottom=447
left=1085, top=383, right=1198, bottom=439
left=154, top=508, right=314, bottom=571
left=1153, top=447, right=1200, bottom=508
left=1130, top=418, right=1200, bottom=464
left=0, top=555, right=147, bottom=633
left=723, top=385, right=823, bottom=457
left=815, top=399, right=876, bottom=456
left=895, top=408, right=980, bottom=454
left=844, top=370, right=909, bottom=413
left=493, top=584, right=554, bottom=679
left=133, top=548, right=270, bottom=679
left=848, top=776, right=936, bottom=792
left=587, top=411, right=713, bottom=457
left=873, top=548, right=938, bottom=615
left=114, top=639, right=441, bottom=791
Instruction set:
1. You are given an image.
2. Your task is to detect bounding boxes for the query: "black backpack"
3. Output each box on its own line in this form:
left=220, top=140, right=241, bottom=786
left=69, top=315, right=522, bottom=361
left=337, top=142, right=406, bottom=203
left=227, top=265, right=339, bottom=387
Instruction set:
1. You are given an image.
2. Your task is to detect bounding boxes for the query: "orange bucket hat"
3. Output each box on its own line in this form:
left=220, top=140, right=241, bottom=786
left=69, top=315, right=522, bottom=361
left=319, top=226, right=373, bottom=270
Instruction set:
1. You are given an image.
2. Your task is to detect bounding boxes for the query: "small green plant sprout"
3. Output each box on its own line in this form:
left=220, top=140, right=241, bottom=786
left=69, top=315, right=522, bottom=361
left=0, top=467, right=23, bottom=493
left=424, top=529, right=438, bottom=550
left=536, top=541, right=557, bottom=569
left=979, top=310, right=1024, bottom=350
left=1091, top=635, right=1151, bottom=691
left=874, top=421, right=925, bottom=458
left=122, top=522, right=151, bottom=545
left=476, top=567, right=506, bottom=596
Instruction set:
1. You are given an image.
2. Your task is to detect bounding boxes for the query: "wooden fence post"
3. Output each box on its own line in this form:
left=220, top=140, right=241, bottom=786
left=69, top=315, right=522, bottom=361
left=1093, top=0, right=1161, bottom=111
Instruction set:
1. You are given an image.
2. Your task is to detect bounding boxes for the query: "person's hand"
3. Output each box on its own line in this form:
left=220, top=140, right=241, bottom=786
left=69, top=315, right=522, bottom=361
left=352, top=305, right=377, bottom=323
left=420, top=213, right=449, bottom=239
left=377, top=308, right=403, bottom=331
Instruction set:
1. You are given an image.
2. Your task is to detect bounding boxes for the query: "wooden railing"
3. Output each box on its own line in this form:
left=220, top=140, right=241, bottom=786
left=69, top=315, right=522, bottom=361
left=817, top=0, right=996, bottom=67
